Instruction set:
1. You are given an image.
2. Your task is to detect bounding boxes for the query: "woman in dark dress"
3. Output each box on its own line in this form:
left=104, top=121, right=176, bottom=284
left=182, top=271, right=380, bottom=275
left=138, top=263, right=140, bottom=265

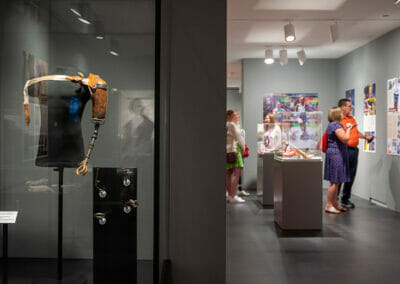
left=324, top=107, right=354, bottom=214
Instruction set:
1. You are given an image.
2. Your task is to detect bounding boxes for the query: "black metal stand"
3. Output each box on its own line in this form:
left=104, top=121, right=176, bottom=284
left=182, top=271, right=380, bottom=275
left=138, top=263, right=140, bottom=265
left=54, top=167, right=64, bottom=281
left=31, top=168, right=86, bottom=284
left=2, top=224, right=8, bottom=284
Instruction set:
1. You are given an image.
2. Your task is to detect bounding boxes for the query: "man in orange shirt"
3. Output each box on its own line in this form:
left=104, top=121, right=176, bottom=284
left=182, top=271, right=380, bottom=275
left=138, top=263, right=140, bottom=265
left=338, top=99, right=374, bottom=208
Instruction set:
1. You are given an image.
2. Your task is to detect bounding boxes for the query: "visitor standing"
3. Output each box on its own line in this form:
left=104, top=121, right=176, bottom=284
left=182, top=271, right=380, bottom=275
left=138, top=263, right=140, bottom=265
left=324, top=107, right=354, bottom=214
left=338, top=99, right=374, bottom=208
left=226, top=110, right=246, bottom=203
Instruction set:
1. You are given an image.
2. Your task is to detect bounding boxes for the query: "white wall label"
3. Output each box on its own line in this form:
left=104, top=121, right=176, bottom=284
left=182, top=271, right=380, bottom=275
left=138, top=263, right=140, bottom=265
left=0, top=211, right=18, bottom=224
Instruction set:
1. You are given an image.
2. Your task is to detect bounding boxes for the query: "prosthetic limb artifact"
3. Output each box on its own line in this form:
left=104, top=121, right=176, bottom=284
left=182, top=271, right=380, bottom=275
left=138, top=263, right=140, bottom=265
left=294, top=148, right=311, bottom=159
left=23, top=73, right=108, bottom=176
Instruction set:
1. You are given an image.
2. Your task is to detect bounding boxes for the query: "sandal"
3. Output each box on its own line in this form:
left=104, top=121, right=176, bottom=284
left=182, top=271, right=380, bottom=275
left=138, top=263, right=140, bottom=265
left=337, top=206, right=348, bottom=212
left=325, top=206, right=341, bottom=214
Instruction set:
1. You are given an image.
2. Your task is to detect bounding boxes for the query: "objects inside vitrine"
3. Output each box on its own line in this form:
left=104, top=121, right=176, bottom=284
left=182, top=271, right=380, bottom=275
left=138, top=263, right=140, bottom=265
left=257, top=112, right=322, bottom=159
left=22, top=72, right=108, bottom=281
left=123, top=176, right=131, bottom=187
left=275, top=112, right=323, bottom=160
left=23, top=72, right=108, bottom=175
left=24, top=178, right=54, bottom=193
left=93, top=168, right=137, bottom=284
left=94, top=168, right=138, bottom=220
left=94, top=212, right=107, bottom=226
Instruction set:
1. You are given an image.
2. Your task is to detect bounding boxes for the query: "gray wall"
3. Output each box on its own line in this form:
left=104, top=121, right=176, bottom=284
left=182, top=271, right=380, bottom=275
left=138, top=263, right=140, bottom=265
left=242, top=59, right=338, bottom=190
left=160, top=0, right=226, bottom=283
left=227, top=87, right=243, bottom=126
left=337, top=28, right=400, bottom=210
left=227, top=87, right=242, bottom=113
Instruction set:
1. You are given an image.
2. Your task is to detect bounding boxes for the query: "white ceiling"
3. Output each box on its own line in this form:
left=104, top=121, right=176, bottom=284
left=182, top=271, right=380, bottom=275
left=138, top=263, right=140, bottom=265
left=227, top=0, right=400, bottom=87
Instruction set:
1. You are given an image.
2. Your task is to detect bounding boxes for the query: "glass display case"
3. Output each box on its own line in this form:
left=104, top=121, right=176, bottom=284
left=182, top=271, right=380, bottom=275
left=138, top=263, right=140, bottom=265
left=274, top=112, right=323, bottom=160
left=257, top=123, right=265, bottom=153
left=0, top=1, right=156, bottom=283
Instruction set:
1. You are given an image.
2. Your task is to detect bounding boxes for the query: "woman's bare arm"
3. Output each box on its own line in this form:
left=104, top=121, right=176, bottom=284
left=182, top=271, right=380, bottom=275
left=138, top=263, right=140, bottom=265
left=335, top=125, right=354, bottom=144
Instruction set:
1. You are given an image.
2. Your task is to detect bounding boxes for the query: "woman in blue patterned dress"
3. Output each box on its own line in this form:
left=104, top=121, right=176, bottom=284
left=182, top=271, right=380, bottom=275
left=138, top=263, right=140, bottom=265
left=324, top=107, right=354, bottom=214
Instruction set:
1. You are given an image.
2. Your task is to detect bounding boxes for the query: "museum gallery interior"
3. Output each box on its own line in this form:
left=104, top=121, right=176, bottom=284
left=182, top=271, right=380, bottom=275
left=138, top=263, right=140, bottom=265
left=1, top=0, right=400, bottom=284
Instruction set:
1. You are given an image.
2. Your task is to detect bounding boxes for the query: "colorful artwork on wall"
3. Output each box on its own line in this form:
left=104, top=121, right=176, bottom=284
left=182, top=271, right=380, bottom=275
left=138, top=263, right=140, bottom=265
left=263, top=93, right=318, bottom=119
left=387, top=77, right=400, bottom=155
left=345, top=89, right=355, bottom=116
left=363, top=83, right=376, bottom=153
left=263, top=93, right=320, bottom=151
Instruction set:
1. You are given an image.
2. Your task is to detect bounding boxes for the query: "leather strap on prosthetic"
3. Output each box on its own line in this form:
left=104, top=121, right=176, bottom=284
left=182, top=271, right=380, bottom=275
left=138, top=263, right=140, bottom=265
left=76, top=123, right=100, bottom=176
left=23, top=73, right=108, bottom=176
left=23, top=75, right=69, bottom=125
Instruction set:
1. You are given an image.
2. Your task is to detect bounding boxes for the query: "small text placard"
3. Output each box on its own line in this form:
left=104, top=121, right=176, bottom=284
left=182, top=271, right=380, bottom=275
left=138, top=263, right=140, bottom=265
left=0, top=211, right=18, bottom=224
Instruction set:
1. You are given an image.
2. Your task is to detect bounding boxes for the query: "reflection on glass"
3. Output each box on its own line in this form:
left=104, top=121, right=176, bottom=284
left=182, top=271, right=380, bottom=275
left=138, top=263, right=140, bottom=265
left=120, top=97, right=154, bottom=164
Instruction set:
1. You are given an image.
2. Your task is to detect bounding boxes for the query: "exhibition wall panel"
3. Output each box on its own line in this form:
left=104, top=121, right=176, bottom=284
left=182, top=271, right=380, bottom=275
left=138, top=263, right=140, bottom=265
left=159, top=0, right=226, bottom=283
left=337, top=27, right=400, bottom=210
left=242, top=59, right=338, bottom=190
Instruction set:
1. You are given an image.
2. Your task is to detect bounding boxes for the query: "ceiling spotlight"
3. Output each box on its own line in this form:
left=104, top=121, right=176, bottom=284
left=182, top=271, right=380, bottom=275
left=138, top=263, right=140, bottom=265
left=279, top=49, right=288, bottom=66
left=297, top=49, right=307, bottom=66
left=284, top=23, right=296, bottom=42
left=109, top=39, right=120, bottom=56
left=70, top=8, right=81, bottom=17
left=74, top=3, right=91, bottom=25
left=329, top=23, right=338, bottom=43
left=394, top=0, right=400, bottom=6
left=95, top=21, right=105, bottom=40
left=78, top=17, right=91, bottom=24
left=264, top=49, right=274, bottom=64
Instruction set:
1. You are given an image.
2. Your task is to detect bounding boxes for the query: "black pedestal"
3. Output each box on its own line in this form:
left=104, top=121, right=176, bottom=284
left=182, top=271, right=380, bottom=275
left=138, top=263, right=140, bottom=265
left=2, top=224, right=8, bottom=284
left=93, top=168, right=137, bottom=284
